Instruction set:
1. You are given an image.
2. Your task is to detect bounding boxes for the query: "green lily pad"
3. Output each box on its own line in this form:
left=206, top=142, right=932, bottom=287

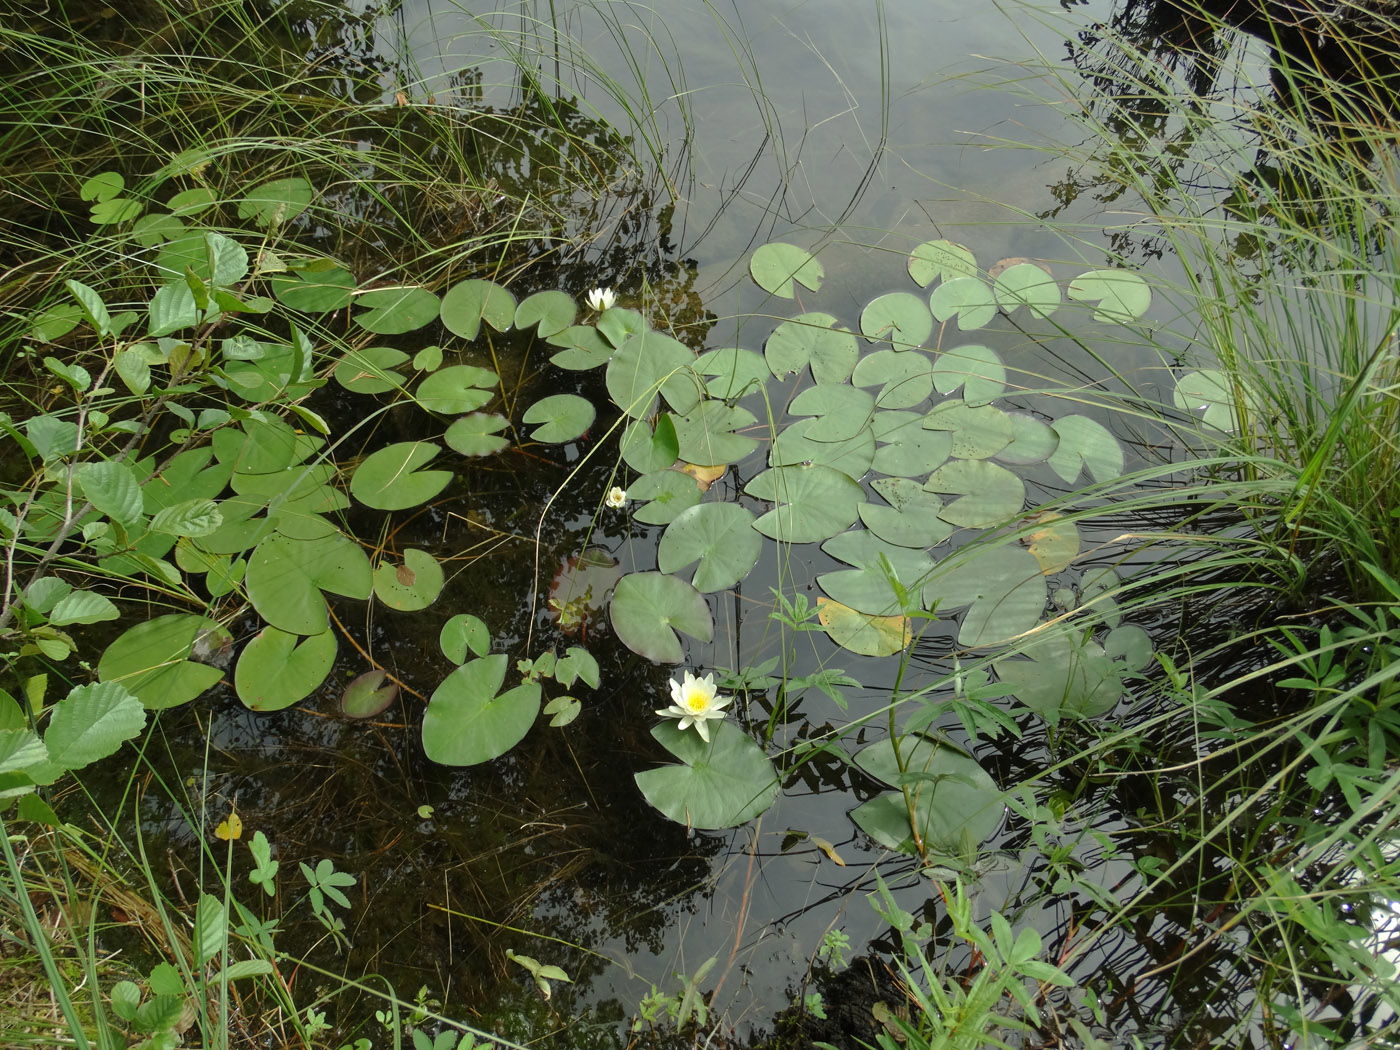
left=444, top=413, right=510, bottom=457
left=342, top=670, right=398, bottom=719
left=994, top=632, right=1124, bottom=722
left=439, top=278, right=516, bottom=339
left=861, top=292, right=933, bottom=352
left=993, top=261, right=1061, bottom=318
left=922, top=400, right=1013, bottom=459
left=859, top=478, right=954, bottom=549
left=234, top=626, right=336, bottom=712
left=693, top=347, right=770, bottom=400
left=819, top=531, right=933, bottom=615
left=334, top=346, right=410, bottom=394
left=422, top=654, right=541, bottom=766
left=851, top=734, right=1002, bottom=855
left=657, top=503, right=763, bottom=592
left=908, top=239, right=978, bottom=288
left=629, top=469, right=702, bottom=525
left=635, top=720, right=779, bottom=829
left=747, top=465, right=866, bottom=543
left=514, top=290, right=576, bottom=336
left=1026, top=513, right=1080, bottom=573
left=1067, top=269, right=1151, bottom=323
left=769, top=417, right=875, bottom=482
left=523, top=394, right=595, bottom=443
left=596, top=306, right=647, bottom=348
left=97, top=614, right=231, bottom=710
left=547, top=325, right=615, bottom=371
left=931, top=344, right=1006, bottom=406
left=354, top=286, right=440, bottom=334
left=929, top=277, right=997, bottom=331
left=210, top=415, right=300, bottom=475
left=851, top=348, right=935, bottom=409
left=620, top=415, right=681, bottom=473
left=671, top=402, right=759, bottom=466
left=237, top=177, right=313, bottom=227
left=995, top=412, right=1060, bottom=466
left=606, top=329, right=701, bottom=419
left=439, top=614, right=490, bottom=663
left=870, top=411, right=951, bottom=478
left=1047, top=415, right=1124, bottom=485
left=923, top=543, right=1045, bottom=647
left=373, top=548, right=444, bottom=611
left=923, top=459, right=1025, bottom=528
left=788, top=385, right=875, bottom=442
left=765, top=313, right=858, bottom=385
left=245, top=532, right=373, bottom=635
left=415, top=364, right=497, bottom=414
left=350, top=441, right=452, bottom=510
left=80, top=171, right=123, bottom=203
left=609, top=572, right=713, bottom=664
left=750, top=242, right=824, bottom=298
left=268, top=265, right=356, bottom=312
left=1173, top=369, right=1239, bottom=432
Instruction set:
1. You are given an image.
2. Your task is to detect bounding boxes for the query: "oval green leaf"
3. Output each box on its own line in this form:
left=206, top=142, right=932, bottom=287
left=635, top=720, right=779, bottom=829
left=523, top=394, right=595, bottom=444
left=373, top=548, right=444, bottom=611
left=422, top=654, right=541, bottom=766
left=440, top=278, right=516, bottom=340
left=350, top=441, right=453, bottom=510
left=750, top=242, right=824, bottom=298
left=657, top=503, right=763, bottom=592
left=609, top=572, right=714, bottom=664
left=234, top=627, right=336, bottom=712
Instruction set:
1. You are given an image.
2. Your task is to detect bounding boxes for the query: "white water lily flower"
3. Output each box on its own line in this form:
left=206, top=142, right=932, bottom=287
left=655, top=670, right=732, bottom=742
left=605, top=485, right=627, bottom=508
left=585, top=286, right=617, bottom=312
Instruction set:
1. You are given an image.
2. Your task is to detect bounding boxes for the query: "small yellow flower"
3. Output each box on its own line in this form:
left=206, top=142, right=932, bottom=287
left=605, top=486, right=627, bottom=508
left=586, top=286, right=617, bottom=312
left=655, top=670, right=731, bottom=742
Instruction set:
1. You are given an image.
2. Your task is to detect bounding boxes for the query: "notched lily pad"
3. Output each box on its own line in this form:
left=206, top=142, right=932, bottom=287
left=342, top=670, right=398, bottom=719
left=750, top=243, right=824, bottom=298
left=635, top=721, right=778, bottom=829
left=609, top=572, right=713, bottom=664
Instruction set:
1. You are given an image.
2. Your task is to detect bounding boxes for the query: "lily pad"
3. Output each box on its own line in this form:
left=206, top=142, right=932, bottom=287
left=629, top=469, right=702, bottom=525
left=514, top=290, right=576, bottom=336
left=657, top=503, right=763, bottom=592
left=354, top=286, right=440, bottom=335
left=97, top=614, right=231, bottom=710
left=929, top=277, right=997, bottom=331
left=850, top=734, right=1002, bottom=855
left=439, top=614, right=490, bottom=663
left=817, top=598, right=911, bottom=657
left=548, top=325, right=615, bottom=371
left=373, top=548, right=444, bottom=611
left=606, top=329, right=701, bottom=419
left=610, top=572, right=713, bottom=664
left=870, top=411, right=951, bottom=478
left=439, top=278, right=516, bottom=339
left=523, top=394, right=595, bottom=443
left=993, top=261, right=1060, bottom=318
left=994, top=633, right=1124, bottom=722
left=620, top=415, right=681, bottom=473
left=244, top=532, right=374, bottom=635
left=851, top=348, right=934, bottom=409
left=747, top=465, right=865, bottom=543
left=1067, top=269, right=1151, bottom=323
left=670, top=401, right=758, bottom=465
left=931, top=344, right=1006, bottom=406
left=923, top=459, right=1025, bottom=528
left=416, top=364, right=498, bottom=414
left=1025, top=513, right=1080, bottom=573
left=922, top=400, right=1013, bottom=459
left=1047, top=415, right=1124, bottom=485
left=634, top=720, right=778, bottom=829
left=444, top=413, right=510, bottom=457
left=342, top=670, right=398, bottom=719
left=908, top=239, right=978, bottom=288
left=1173, top=369, right=1239, bottom=432
left=750, top=242, right=824, bottom=299
left=350, top=441, right=452, bottom=510
left=769, top=418, right=875, bottom=481
left=334, top=346, right=410, bottom=394
left=995, top=412, right=1060, bottom=466
left=819, top=530, right=934, bottom=614
left=693, top=347, right=769, bottom=400
left=269, top=265, right=356, bottom=312
left=923, top=543, right=1045, bottom=648
left=234, top=627, right=336, bottom=712
left=788, top=385, right=876, bottom=442
left=765, top=313, right=858, bottom=384
left=859, top=478, right=954, bottom=549
left=238, top=177, right=313, bottom=227
left=861, top=292, right=933, bottom=352
left=422, top=654, right=541, bottom=766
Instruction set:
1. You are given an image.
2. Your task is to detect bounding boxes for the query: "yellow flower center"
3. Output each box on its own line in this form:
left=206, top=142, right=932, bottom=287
left=683, top=688, right=708, bottom=713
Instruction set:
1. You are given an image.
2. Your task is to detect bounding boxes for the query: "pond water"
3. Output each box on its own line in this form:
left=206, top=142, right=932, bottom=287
left=34, top=0, right=1316, bottom=1046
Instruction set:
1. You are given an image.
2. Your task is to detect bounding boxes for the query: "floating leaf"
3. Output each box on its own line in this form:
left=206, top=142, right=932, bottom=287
left=269, top=266, right=356, bottom=312
left=1066, top=269, right=1151, bottom=323
left=750, top=243, right=824, bottom=298
left=620, top=415, right=681, bottom=473
left=788, top=385, right=875, bottom=442
left=1025, top=513, right=1080, bottom=573
left=769, top=417, right=875, bottom=481
left=353, top=286, right=439, bottom=335
left=765, top=312, right=858, bottom=384
left=342, top=670, right=398, bottom=718
left=635, top=720, right=778, bottom=828
left=1105, top=624, right=1153, bottom=670
left=908, top=239, right=978, bottom=288
left=350, top=442, right=452, bottom=510
left=237, top=177, right=313, bottom=227
left=43, top=682, right=145, bottom=770
left=929, top=277, right=997, bottom=331
left=413, top=345, right=443, bottom=372
left=859, top=478, right=954, bottom=549
left=922, top=400, right=1013, bottom=459
left=80, top=172, right=123, bottom=203
left=657, top=503, right=763, bottom=592
left=97, top=614, right=230, bottom=710
left=334, top=346, right=410, bottom=394
left=422, top=655, right=541, bottom=766
left=670, top=402, right=758, bottom=466
left=995, top=412, right=1059, bottom=466
left=993, top=261, right=1060, bottom=318
left=244, top=532, right=373, bottom=635
left=1173, top=369, right=1239, bottom=432
left=548, top=325, right=615, bottom=370
left=234, top=627, right=336, bottom=712
left=923, top=543, right=1045, bottom=648
left=819, top=531, right=934, bottom=615
left=596, top=306, right=647, bottom=348
left=606, top=329, right=700, bottom=419
left=861, top=292, right=933, bottom=352
left=748, top=465, right=865, bottom=543
left=439, top=278, right=516, bottom=339
left=90, top=198, right=142, bottom=225
left=630, top=469, right=702, bottom=526
left=851, top=348, right=934, bottom=409
left=544, top=696, right=582, bottom=727
left=609, top=572, right=713, bottom=664
left=373, top=548, right=444, bottom=611
left=440, top=614, right=490, bottom=663
left=514, top=290, right=576, bottom=337
left=816, top=598, right=911, bottom=657
left=870, top=410, right=951, bottom=478
left=994, top=633, right=1124, bottom=722
left=523, top=394, right=594, bottom=444
left=693, top=347, right=769, bottom=400
left=931, top=344, right=1006, bottom=406
left=850, top=735, right=1002, bottom=855
left=1047, top=415, right=1124, bottom=485
left=923, top=459, right=1025, bottom=529
left=444, top=413, right=510, bottom=457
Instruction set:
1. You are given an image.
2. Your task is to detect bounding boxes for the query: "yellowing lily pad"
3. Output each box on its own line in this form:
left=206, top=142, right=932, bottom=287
left=817, top=597, right=911, bottom=657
